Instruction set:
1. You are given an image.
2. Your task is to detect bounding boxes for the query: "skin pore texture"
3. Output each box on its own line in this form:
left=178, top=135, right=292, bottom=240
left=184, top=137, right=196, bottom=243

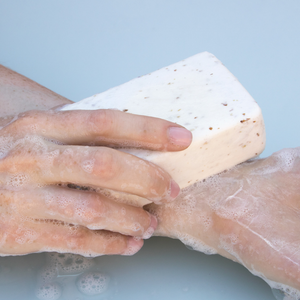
left=0, top=65, right=299, bottom=297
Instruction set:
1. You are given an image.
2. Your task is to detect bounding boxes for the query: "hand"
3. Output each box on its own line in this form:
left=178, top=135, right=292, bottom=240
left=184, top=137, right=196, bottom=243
left=0, top=108, right=192, bottom=256
left=147, top=148, right=300, bottom=294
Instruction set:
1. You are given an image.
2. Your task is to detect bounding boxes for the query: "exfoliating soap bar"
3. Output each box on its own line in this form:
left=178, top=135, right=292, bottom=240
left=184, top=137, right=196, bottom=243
left=62, top=52, right=265, bottom=204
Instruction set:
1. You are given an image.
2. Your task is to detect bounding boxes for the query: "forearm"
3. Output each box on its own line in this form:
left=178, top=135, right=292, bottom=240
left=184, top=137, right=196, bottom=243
left=146, top=149, right=300, bottom=294
left=0, top=64, right=73, bottom=118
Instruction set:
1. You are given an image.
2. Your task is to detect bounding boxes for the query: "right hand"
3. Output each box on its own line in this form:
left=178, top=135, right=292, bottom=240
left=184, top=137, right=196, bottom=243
left=148, top=148, right=300, bottom=294
left=0, top=108, right=192, bottom=257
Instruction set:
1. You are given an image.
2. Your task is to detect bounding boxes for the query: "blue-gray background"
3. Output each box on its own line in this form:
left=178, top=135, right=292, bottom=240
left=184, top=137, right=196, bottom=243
left=1, top=1, right=299, bottom=299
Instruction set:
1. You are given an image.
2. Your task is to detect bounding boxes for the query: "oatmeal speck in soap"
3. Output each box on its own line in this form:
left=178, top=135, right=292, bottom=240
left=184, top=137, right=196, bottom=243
left=61, top=52, right=265, bottom=205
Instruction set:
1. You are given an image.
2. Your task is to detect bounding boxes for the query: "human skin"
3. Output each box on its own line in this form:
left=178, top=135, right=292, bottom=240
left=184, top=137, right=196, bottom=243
left=2, top=65, right=299, bottom=296
left=0, top=65, right=192, bottom=256
left=146, top=148, right=300, bottom=294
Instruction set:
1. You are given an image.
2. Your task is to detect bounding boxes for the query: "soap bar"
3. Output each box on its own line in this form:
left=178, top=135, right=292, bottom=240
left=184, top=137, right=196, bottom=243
left=61, top=52, right=265, bottom=202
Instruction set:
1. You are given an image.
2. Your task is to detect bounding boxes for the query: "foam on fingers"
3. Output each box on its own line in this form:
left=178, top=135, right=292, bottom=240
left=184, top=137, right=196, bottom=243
left=8, top=185, right=157, bottom=238
left=0, top=214, right=144, bottom=256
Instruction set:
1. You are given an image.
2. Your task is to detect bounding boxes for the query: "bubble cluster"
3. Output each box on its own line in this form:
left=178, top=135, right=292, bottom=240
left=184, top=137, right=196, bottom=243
left=256, top=271, right=300, bottom=300
left=142, top=224, right=155, bottom=239
left=76, top=271, right=110, bottom=296
left=15, top=227, right=39, bottom=245
left=46, top=253, right=95, bottom=275
left=45, top=194, right=72, bottom=214
left=174, top=194, right=196, bottom=215
left=81, top=159, right=95, bottom=174
left=218, top=234, right=243, bottom=263
left=9, top=173, right=29, bottom=188
left=35, top=253, right=112, bottom=299
left=177, top=232, right=217, bottom=255
left=248, top=147, right=300, bottom=177
left=196, top=212, right=212, bottom=231
left=274, top=147, right=300, bottom=172
left=0, top=135, right=14, bottom=159
left=35, top=283, right=62, bottom=300
left=62, top=148, right=74, bottom=157
left=131, top=222, right=142, bottom=232
left=42, top=149, right=60, bottom=172
left=38, top=266, right=57, bottom=285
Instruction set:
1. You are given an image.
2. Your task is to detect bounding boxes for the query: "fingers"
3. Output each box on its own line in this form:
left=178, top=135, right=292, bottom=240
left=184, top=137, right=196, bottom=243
left=52, top=146, right=179, bottom=203
left=7, top=187, right=157, bottom=238
left=2, top=108, right=185, bottom=204
left=6, top=109, right=192, bottom=151
left=4, top=141, right=180, bottom=203
left=1, top=217, right=143, bottom=256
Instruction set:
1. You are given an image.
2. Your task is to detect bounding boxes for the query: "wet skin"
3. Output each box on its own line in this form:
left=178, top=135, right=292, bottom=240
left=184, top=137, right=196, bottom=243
left=147, top=148, right=300, bottom=294
left=1, top=64, right=299, bottom=297
left=0, top=64, right=192, bottom=256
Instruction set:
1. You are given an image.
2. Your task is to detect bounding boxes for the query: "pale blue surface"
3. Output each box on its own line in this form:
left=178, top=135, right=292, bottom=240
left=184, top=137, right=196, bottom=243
left=1, top=1, right=300, bottom=299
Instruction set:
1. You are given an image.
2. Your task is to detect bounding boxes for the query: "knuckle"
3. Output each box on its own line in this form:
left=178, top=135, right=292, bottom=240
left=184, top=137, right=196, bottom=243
left=139, top=118, right=166, bottom=149
left=89, top=109, right=115, bottom=135
left=11, top=110, right=44, bottom=132
left=83, top=196, right=107, bottom=226
left=0, top=139, right=41, bottom=174
left=94, top=196, right=107, bottom=216
left=66, top=226, right=88, bottom=248
left=141, top=120, right=154, bottom=139
left=92, top=149, right=116, bottom=180
left=149, top=166, right=170, bottom=198
left=0, top=150, right=24, bottom=173
left=103, top=232, right=127, bottom=254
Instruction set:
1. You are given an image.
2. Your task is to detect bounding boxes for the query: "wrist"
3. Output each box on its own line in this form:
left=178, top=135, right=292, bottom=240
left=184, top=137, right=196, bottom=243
left=0, top=65, right=73, bottom=117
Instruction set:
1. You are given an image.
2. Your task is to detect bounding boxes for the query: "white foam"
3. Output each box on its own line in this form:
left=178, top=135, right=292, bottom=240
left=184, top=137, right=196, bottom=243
left=35, top=283, right=62, bottom=300
left=150, top=148, right=300, bottom=296
left=176, top=232, right=217, bottom=255
left=273, top=147, right=300, bottom=172
left=46, top=253, right=95, bottom=275
left=252, top=269, right=300, bottom=300
left=76, top=271, right=110, bottom=296
left=8, top=173, right=29, bottom=188
left=81, top=159, right=95, bottom=174
left=131, top=222, right=142, bottom=232
left=15, top=227, right=39, bottom=245
left=0, top=135, right=14, bottom=159
left=142, top=225, right=155, bottom=239
left=38, top=266, right=57, bottom=285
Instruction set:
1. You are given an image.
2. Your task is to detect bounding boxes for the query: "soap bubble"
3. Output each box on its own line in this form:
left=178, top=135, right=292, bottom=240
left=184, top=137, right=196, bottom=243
left=38, top=266, right=57, bottom=285
left=81, top=159, right=95, bottom=173
left=46, top=253, right=95, bottom=276
left=76, top=271, right=110, bottom=296
left=271, top=287, right=300, bottom=300
left=35, top=283, right=62, bottom=300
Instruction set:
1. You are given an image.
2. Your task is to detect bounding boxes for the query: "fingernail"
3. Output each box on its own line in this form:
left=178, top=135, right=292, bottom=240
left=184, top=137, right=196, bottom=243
left=168, top=127, right=192, bottom=147
left=122, top=237, right=144, bottom=256
left=143, top=215, right=157, bottom=239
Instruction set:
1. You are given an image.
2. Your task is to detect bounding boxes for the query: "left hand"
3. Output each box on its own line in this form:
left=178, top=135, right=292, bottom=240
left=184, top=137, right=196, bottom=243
left=0, top=108, right=192, bottom=256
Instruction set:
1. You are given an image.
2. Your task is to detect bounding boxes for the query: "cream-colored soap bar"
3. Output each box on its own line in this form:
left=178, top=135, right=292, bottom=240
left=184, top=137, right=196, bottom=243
left=61, top=52, right=265, bottom=204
